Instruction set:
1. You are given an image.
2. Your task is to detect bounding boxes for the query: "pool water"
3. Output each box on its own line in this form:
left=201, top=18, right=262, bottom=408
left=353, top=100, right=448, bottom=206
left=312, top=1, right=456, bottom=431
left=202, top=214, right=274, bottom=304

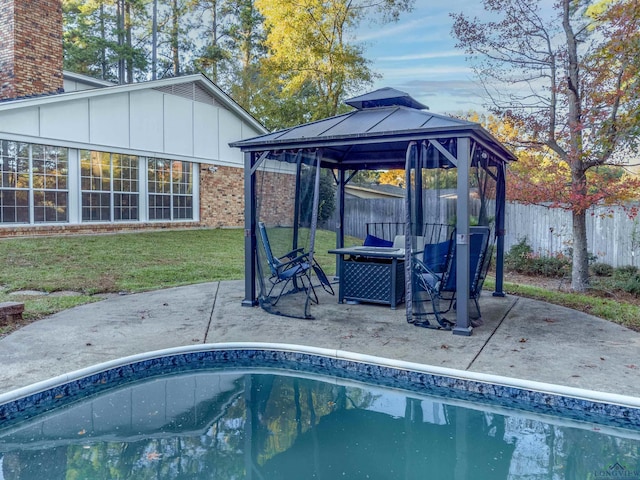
left=1, top=369, right=638, bottom=479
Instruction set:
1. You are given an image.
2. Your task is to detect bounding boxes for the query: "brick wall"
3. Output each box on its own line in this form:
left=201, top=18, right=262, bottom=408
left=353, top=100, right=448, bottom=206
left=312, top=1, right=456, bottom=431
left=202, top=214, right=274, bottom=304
left=198, top=164, right=297, bottom=227
left=199, top=165, right=245, bottom=227
left=0, top=0, right=64, bottom=100
left=255, top=170, right=297, bottom=226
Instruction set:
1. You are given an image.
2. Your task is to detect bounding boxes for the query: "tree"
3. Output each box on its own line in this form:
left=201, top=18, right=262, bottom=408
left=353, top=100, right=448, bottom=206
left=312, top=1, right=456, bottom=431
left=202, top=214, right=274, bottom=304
left=300, top=167, right=336, bottom=226
left=189, top=0, right=231, bottom=82
left=224, top=0, right=267, bottom=109
left=452, top=0, right=640, bottom=291
left=462, top=112, right=640, bottom=210
left=252, top=0, right=413, bottom=128
left=63, top=0, right=148, bottom=82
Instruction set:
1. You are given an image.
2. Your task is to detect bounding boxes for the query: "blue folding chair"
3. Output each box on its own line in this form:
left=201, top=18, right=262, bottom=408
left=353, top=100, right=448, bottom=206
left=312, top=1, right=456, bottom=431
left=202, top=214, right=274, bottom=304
left=412, top=226, right=491, bottom=329
left=258, top=222, right=334, bottom=306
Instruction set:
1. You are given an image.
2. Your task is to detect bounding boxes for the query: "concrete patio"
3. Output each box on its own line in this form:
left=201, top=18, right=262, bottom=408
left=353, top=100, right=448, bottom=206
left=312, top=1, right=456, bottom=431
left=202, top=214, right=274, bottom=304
left=0, top=280, right=639, bottom=398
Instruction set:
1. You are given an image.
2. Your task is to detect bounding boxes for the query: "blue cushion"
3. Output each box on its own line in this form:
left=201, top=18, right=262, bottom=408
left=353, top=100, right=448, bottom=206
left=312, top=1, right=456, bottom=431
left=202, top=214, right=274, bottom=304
left=422, top=240, right=451, bottom=273
left=363, top=234, right=394, bottom=247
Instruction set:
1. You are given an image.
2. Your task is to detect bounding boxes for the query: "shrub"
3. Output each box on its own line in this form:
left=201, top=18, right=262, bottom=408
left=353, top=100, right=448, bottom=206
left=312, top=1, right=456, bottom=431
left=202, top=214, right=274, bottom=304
left=505, top=237, right=571, bottom=278
left=624, top=274, right=640, bottom=297
left=613, top=265, right=639, bottom=283
left=505, top=238, right=533, bottom=272
left=591, top=262, right=614, bottom=277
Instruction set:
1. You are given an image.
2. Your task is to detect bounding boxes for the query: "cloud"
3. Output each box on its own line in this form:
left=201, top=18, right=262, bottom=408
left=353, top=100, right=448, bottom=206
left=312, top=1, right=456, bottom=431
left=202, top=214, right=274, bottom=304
left=400, top=79, right=484, bottom=98
left=368, top=78, right=489, bottom=113
left=377, top=65, right=474, bottom=79
left=376, top=50, right=466, bottom=62
left=355, top=17, right=434, bottom=42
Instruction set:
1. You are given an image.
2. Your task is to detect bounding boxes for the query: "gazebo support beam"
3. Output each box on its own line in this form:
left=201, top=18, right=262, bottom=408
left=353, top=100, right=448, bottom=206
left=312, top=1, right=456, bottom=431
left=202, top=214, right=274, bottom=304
left=493, top=162, right=507, bottom=297
left=242, top=151, right=258, bottom=307
left=453, top=137, right=472, bottom=336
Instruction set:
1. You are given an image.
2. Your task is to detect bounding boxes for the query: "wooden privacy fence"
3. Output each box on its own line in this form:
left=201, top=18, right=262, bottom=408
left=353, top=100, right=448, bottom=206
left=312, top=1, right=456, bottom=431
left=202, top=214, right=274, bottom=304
left=326, top=196, right=640, bottom=267
left=504, top=202, right=640, bottom=268
left=325, top=192, right=462, bottom=241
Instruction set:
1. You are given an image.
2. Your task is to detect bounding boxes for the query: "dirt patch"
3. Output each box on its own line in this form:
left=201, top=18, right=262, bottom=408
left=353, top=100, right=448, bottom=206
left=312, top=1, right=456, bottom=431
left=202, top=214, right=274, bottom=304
left=503, top=272, right=570, bottom=291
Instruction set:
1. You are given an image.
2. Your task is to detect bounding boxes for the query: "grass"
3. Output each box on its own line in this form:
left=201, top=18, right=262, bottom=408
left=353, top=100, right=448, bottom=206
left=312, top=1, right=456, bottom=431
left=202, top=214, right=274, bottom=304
left=0, top=228, right=340, bottom=330
left=484, top=277, right=640, bottom=331
left=1, top=228, right=639, bottom=334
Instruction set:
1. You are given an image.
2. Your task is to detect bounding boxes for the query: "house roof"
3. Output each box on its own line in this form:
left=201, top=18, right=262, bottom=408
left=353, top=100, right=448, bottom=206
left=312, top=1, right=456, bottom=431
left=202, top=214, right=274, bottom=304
left=345, top=183, right=405, bottom=199
left=230, top=88, right=515, bottom=169
left=63, top=71, right=117, bottom=88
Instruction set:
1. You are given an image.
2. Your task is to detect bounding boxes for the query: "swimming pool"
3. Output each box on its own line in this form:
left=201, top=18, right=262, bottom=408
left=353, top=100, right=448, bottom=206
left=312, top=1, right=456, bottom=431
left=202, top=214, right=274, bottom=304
left=0, top=343, right=639, bottom=479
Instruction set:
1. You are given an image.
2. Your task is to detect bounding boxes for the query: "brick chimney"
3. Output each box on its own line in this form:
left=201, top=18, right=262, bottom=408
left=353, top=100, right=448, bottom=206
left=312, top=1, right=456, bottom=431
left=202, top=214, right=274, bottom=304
left=0, top=0, right=64, bottom=100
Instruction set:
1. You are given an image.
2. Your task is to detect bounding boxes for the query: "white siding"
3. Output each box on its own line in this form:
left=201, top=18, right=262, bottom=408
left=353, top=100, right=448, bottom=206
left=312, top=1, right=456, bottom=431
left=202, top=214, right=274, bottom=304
left=129, top=90, right=165, bottom=153
left=218, top=108, right=243, bottom=163
left=241, top=123, right=261, bottom=141
left=0, top=107, right=39, bottom=136
left=0, top=80, right=265, bottom=166
left=63, top=79, right=96, bottom=92
left=194, top=102, right=218, bottom=160
left=163, top=94, right=193, bottom=156
left=90, top=93, right=130, bottom=146
left=40, top=99, right=90, bottom=142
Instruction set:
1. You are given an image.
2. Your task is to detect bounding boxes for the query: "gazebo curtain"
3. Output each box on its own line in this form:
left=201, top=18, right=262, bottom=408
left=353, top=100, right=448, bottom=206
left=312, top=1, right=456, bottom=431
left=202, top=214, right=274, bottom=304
left=404, top=139, right=498, bottom=326
left=255, top=150, right=323, bottom=319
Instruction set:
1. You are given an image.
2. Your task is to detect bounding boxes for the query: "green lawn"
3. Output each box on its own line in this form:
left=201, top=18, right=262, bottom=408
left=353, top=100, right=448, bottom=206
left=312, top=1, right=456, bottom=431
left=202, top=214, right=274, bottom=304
left=0, top=228, right=340, bottom=326
left=1, top=228, right=638, bottom=333
left=484, top=277, right=640, bottom=332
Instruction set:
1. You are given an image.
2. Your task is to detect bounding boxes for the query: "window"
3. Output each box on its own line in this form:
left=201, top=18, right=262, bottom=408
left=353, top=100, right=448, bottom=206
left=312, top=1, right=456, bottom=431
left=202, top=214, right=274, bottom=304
left=81, top=151, right=139, bottom=222
left=1, top=140, right=196, bottom=226
left=32, top=145, right=69, bottom=223
left=0, top=140, right=68, bottom=224
left=148, top=159, right=193, bottom=220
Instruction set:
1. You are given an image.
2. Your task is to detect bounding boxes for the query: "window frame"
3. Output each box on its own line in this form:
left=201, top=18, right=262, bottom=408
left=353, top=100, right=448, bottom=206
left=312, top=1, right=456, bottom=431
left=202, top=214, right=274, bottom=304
left=147, top=158, right=195, bottom=222
left=0, top=139, right=199, bottom=227
left=0, top=140, right=69, bottom=224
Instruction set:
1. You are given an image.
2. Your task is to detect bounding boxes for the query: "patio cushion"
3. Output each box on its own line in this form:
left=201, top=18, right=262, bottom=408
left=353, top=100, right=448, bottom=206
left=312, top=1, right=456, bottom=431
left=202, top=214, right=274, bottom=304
left=423, top=240, right=451, bottom=273
left=364, top=234, right=393, bottom=247
left=393, top=235, right=426, bottom=250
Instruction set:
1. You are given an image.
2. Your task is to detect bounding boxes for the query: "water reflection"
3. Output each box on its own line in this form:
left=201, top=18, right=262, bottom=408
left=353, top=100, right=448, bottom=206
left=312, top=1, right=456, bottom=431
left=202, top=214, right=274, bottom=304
left=0, top=371, right=638, bottom=479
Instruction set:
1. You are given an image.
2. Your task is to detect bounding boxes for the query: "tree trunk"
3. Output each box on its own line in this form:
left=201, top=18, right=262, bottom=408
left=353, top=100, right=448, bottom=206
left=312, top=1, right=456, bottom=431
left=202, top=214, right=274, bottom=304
left=100, top=4, right=108, bottom=80
left=571, top=210, right=589, bottom=291
left=563, top=0, right=588, bottom=292
left=125, top=1, right=133, bottom=83
left=570, top=159, right=590, bottom=291
left=152, top=0, right=158, bottom=80
left=171, top=0, right=180, bottom=76
left=117, top=0, right=125, bottom=84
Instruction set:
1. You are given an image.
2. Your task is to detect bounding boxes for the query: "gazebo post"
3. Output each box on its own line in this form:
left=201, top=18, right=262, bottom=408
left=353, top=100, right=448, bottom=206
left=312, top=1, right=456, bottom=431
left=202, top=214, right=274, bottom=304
left=453, top=137, right=472, bottom=336
left=335, top=169, right=346, bottom=279
left=242, top=151, right=258, bottom=307
left=493, top=163, right=507, bottom=297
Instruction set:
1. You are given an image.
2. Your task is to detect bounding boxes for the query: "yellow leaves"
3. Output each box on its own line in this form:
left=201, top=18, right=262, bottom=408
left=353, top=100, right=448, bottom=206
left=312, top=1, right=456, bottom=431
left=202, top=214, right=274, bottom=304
left=378, top=169, right=405, bottom=187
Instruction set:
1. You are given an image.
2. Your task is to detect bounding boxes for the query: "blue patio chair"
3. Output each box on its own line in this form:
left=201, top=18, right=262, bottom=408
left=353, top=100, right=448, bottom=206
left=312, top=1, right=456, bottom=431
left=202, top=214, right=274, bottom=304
left=412, top=226, right=491, bottom=329
left=258, top=222, right=334, bottom=306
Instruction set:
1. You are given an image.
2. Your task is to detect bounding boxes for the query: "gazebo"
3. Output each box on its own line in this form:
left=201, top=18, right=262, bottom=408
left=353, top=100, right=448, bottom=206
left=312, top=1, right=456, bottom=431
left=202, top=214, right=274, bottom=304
left=231, top=88, right=516, bottom=335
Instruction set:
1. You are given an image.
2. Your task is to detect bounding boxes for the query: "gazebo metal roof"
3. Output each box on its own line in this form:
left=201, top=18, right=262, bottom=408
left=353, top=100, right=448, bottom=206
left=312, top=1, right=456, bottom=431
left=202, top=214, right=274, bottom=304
left=231, top=88, right=515, bottom=169
left=232, top=87, right=516, bottom=335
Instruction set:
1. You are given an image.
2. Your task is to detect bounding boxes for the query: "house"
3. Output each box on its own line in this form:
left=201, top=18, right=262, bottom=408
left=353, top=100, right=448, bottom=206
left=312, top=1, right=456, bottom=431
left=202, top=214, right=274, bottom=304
left=0, top=0, right=266, bottom=238
left=344, top=183, right=405, bottom=200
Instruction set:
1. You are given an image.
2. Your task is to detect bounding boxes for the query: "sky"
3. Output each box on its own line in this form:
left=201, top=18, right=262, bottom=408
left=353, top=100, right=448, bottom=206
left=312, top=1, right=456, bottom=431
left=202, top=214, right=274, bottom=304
left=355, top=1, right=492, bottom=115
